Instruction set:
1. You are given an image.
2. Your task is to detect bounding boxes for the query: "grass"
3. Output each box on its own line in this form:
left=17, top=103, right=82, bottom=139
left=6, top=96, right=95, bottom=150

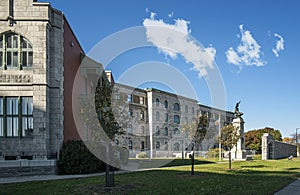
left=1, top=157, right=300, bottom=194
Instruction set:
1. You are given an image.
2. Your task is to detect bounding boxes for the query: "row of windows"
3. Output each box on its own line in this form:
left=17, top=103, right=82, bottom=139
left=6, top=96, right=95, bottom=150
left=0, top=32, right=33, bottom=69
left=155, top=98, right=181, bottom=111
left=115, top=139, right=145, bottom=150
left=155, top=141, right=181, bottom=151
left=0, top=97, right=33, bottom=137
left=128, top=94, right=145, bottom=105
left=156, top=112, right=180, bottom=124
left=128, top=109, right=145, bottom=120
left=155, top=127, right=180, bottom=136
left=127, top=125, right=145, bottom=135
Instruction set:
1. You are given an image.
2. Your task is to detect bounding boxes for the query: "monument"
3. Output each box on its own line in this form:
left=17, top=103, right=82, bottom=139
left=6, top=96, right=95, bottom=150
left=231, top=101, right=246, bottom=160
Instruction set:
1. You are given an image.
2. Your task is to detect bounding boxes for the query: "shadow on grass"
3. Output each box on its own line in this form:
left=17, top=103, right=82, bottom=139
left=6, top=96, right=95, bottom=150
left=241, top=164, right=269, bottom=168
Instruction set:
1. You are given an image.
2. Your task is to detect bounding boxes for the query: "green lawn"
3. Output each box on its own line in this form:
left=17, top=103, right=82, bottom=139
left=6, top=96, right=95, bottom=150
left=1, top=158, right=300, bottom=194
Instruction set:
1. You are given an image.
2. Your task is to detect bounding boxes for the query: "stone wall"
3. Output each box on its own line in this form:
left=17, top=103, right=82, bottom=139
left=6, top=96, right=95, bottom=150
left=262, top=133, right=296, bottom=160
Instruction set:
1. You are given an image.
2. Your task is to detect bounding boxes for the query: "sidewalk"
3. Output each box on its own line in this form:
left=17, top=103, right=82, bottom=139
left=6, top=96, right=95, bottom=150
left=274, top=178, right=300, bottom=195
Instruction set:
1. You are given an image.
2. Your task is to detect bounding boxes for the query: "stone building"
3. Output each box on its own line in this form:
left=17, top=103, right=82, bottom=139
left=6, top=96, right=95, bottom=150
left=0, top=0, right=83, bottom=175
left=113, top=84, right=235, bottom=158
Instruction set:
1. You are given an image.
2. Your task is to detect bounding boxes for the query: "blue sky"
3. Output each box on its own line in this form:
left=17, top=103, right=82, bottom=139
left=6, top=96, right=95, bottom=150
left=48, top=0, right=300, bottom=137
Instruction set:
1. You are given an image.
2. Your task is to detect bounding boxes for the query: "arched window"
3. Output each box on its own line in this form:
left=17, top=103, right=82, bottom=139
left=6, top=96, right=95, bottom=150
left=155, top=126, right=160, bottom=135
left=174, top=115, right=180, bottom=124
left=164, top=100, right=168, bottom=108
left=141, top=126, right=145, bottom=135
left=174, top=103, right=180, bottom=111
left=140, top=110, right=144, bottom=120
left=156, top=141, right=160, bottom=149
left=128, top=140, right=133, bottom=150
left=164, top=141, right=168, bottom=150
left=173, top=128, right=180, bottom=135
left=0, top=32, right=33, bottom=69
left=156, top=98, right=160, bottom=107
left=165, top=113, right=168, bottom=122
left=156, top=111, right=160, bottom=121
left=164, top=127, right=168, bottom=136
left=141, top=141, right=145, bottom=150
left=173, top=143, right=180, bottom=151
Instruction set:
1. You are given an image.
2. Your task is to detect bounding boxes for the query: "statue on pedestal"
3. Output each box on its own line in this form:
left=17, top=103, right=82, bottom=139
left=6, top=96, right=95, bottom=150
left=234, top=101, right=243, bottom=117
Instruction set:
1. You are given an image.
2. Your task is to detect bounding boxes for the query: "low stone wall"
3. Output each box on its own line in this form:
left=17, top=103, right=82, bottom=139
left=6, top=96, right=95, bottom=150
left=262, top=133, right=297, bottom=160
left=273, top=140, right=297, bottom=159
left=0, top=160, right=57, bottom=178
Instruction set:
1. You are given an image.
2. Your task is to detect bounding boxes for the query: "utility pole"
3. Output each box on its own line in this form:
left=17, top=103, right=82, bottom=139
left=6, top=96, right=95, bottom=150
left=296, top=128, right=300, bottom=157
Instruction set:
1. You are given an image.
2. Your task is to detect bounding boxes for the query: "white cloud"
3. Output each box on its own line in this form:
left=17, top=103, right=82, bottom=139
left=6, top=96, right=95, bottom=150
left=272, top=33, right=284, bottom=57
left=168, top=12, right=174, bottom=18
left=226, top=24, right=266, bottom=68
left=145, top=8, right=149, bottom=13
left=143, top=12, right=216, bottom=77
left=150, top=12, right=156, bottom=20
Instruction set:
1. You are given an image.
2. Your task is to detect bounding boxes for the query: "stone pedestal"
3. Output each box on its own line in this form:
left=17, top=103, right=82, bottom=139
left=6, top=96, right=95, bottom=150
left=231, top=116, right=246, bottom=160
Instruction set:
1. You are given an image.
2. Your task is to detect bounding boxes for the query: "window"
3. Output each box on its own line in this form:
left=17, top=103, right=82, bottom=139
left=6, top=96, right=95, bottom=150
left=165, top=113, right=168, bottom=122
left=141, top=126, right=145, bottom=135
left=0, top=97, right=33, bottom=137
left=164, top=142, right=168, bottom=150
left=174, top=103, right=180, bottom=111
left=164, top=127, right=168, bottom=136
left=128, top=124, right=133, bottom=135
left=0, top=32, right=33, bottom=69
left=115, top=139, right=119, bottom=145
left=192, top=107, right=195, bottom=115
left=156, top=98, right=159, bottom=107
left=22, top=97, right=33, bottom=137
left=174, top=128, right=180, bottom=135
left=155, top=126, right=160, bottom=135
left=156, top=111, right=160, bottom=121
left=156, top=141, right=160, bottom=149
left=128, top=140, right=133, bottom=150
left=174, top=115, right=180, bottom=124
left=185, top=105, right=188, bottom=113
left=185, top=117, right=188, bottom=123
left=127, top=94, right=132, bottom=102
left=174, top=143, right=180, bottom=151
left=164, top=100, right=168, bottom=109
left=140, top=97, right=145, bottom=105
left=140, top=110, right=144, bottom=120
left=141, top=141, right=145, bottom=150
left=128, top=109, right=133, bottom=117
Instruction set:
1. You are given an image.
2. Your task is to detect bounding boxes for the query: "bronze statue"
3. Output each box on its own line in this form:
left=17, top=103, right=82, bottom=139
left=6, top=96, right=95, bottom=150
left=235, top=101, right=243, bottom=117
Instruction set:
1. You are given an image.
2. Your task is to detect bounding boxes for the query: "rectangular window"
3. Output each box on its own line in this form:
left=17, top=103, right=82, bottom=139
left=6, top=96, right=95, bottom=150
left=0, top=96, right=33, bottom=138
left=22, top=97, right=33, bottom=137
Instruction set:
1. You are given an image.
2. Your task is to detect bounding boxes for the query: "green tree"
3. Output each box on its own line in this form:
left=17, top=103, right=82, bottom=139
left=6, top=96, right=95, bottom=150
left=218, top=124, right=240, bottom=170
left=182, top=113, right=209, bottom=175
left=245, top=127, right=282, bottom=153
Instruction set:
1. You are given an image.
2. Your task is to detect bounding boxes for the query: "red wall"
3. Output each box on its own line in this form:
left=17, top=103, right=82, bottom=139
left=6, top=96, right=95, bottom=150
left=63, top=18, right=84, bottom=142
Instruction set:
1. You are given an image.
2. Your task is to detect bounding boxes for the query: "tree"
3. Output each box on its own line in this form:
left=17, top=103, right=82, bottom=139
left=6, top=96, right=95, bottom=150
left=94, top=72, right=125, bottom=187
left=218, top=124, right=240, bottom=170
left=244, top=127, right=282, bottom=153
left=182, top=113, right=208, bottom=175
left=282, top=137, right=294, bottom=144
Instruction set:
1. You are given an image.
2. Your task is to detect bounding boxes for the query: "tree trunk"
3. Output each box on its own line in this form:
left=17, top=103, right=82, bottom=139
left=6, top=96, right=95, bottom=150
left=191, top=149, right=195, bottom=175
left=228, top=151, right=232, bottom=170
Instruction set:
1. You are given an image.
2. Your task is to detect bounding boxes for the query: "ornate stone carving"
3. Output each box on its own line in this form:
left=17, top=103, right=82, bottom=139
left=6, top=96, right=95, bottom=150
left=0, top=74, right=33, bottom=83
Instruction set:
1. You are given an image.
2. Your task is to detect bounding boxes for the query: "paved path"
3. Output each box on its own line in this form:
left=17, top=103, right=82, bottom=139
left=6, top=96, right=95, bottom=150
left=274, top=178, right=300, bottom=195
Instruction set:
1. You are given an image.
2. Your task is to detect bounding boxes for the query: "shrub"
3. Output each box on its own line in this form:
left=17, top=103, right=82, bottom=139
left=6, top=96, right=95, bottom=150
left=57, top=140, right=104, bottom=175
left=137, top=152, right=147, bottom=158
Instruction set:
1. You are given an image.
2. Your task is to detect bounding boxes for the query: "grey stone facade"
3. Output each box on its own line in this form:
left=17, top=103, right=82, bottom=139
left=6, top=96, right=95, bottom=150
left=262, top=133, right=297, bottom=160
left=0, top=1, right=64, bottom=161
left=114, top=84, right=235, bottom=158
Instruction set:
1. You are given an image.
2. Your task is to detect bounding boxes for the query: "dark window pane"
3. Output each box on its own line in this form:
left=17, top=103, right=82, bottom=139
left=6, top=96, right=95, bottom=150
left=7, top=52, right=11, bottom=67
left=7, top=117, right=12, bottom=136
left=13, top=36, right=18, bottom=48
left=0, top=38, right=2, bottom=48
left=13, top=52, right=18, bottom=67
left=28, top=52, right=33, bottom=67
left=22, top=40, right=27, bottom=48
left=7, top=35, right=12, bottom=48
left=22, top=51, right=27, bottom=67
